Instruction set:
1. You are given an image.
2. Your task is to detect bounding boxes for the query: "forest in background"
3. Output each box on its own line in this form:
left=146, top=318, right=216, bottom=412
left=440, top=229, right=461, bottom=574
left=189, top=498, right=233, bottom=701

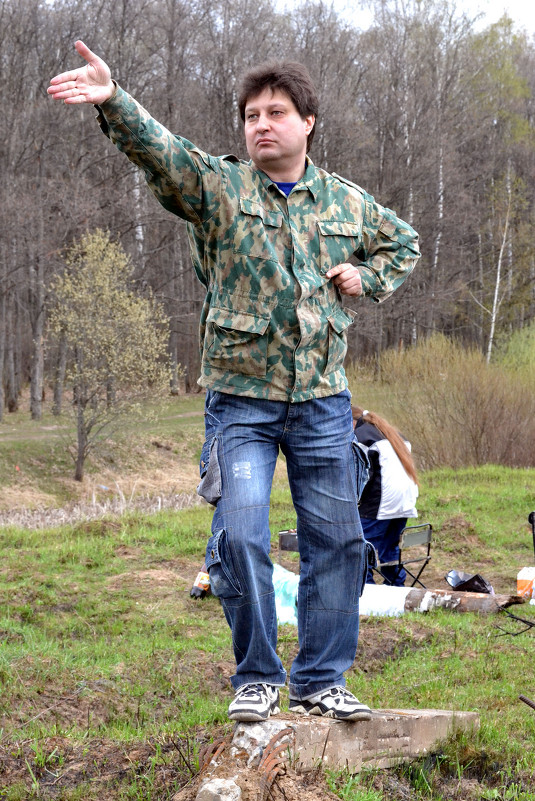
left=1, top=0, right=535, bottom=421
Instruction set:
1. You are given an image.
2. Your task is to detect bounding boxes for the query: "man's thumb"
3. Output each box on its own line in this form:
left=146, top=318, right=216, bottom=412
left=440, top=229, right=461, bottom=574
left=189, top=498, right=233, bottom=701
left=74, top=40, right=95, bottom=64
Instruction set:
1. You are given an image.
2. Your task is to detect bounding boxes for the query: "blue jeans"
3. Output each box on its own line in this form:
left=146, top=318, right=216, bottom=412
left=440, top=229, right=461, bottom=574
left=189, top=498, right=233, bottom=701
left=198, top=389, right=369, bottom=701
left=361, top=517, right=407, bottom=586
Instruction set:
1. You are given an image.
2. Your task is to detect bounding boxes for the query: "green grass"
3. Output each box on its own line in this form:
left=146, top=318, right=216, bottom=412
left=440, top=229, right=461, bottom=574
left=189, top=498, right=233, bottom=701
left=2, top=395, right=535, bottom=798
left=416, top=466, right=535, bottom=593
left=1, top=473, right=535, bottom=798
left=353, top=610, right=535, bottom=745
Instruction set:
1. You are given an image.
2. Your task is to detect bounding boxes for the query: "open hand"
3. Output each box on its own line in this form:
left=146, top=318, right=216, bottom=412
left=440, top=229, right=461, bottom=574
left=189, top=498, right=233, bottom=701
left=326, top=263, right=363, bottom=296
left=47, top=40, right=114, bottom=105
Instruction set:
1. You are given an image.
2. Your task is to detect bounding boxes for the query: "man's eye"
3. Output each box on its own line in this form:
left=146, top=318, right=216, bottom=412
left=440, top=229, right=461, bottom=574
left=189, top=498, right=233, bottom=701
left=247, top=114, right=258, bottom=121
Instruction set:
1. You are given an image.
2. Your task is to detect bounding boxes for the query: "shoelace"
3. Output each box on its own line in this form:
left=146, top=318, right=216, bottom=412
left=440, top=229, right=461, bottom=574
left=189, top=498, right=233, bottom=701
left=326, top=687, right=356, bottom=700
left=237, top=683, right=268, bottom=697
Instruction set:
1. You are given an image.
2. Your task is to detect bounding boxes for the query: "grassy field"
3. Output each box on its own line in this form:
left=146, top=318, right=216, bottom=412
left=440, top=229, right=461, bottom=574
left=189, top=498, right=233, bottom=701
left=1, top=394, right=535, bottom=799
left=0, top=394, right=208, bottom=511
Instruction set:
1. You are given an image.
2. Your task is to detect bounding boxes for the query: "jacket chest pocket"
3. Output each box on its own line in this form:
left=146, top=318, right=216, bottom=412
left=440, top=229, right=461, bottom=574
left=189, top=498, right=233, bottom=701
left=317, top=220, right=362, bottom=273
left=204, top=306, right=270, bottom=377
left=233, top=197, right=284, bottom=262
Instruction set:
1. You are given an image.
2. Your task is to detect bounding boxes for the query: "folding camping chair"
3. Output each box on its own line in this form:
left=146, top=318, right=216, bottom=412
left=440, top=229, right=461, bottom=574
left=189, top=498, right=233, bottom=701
left=278, top=523, right=433, bottom=589
left=277, top=528, right=298, bottom=562
left=372, top=522, right=433, bottom=589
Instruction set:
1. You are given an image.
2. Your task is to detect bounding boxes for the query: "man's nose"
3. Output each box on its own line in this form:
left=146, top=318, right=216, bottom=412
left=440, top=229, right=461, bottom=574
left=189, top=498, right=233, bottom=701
left=256, top=113, right=270, bottom=131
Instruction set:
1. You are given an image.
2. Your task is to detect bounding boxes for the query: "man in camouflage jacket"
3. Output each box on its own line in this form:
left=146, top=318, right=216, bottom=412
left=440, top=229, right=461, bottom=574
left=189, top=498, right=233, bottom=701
left=49, top=42, right=420, bottom=724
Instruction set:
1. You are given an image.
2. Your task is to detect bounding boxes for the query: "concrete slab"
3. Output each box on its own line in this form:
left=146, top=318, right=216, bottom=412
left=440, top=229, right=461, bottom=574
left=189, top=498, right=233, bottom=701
left=233, top=708, right=479, bottom=773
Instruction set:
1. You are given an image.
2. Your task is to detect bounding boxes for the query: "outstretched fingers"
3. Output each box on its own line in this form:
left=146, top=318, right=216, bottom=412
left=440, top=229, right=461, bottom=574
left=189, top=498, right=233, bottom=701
left=47, top=40, right=114, bottom=105
left=49, top=68, right=81, bottom=87
left=47, top=70, right=87, bottom=102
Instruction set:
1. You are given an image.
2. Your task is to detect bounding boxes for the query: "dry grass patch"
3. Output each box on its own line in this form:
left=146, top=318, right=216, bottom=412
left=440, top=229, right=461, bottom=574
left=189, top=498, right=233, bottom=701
left=0, top=484, right=59, bottom=511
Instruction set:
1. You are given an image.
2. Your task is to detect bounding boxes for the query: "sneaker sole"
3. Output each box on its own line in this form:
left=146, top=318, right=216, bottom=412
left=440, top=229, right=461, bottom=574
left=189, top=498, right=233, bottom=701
left=289, top=702, right=372, bottom=721
left=228, top=704, right=281, bottom=722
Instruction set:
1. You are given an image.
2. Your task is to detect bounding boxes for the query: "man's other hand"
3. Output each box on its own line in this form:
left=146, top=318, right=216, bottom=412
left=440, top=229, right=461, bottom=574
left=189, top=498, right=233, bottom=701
left=326, top=263, right=363, bottom=296
left=48, top=40, right=114, bottom=105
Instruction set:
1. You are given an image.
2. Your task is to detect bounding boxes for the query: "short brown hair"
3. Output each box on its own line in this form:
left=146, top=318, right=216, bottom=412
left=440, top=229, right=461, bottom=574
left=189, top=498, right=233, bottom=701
left=238, top=60, right=319, bottom=152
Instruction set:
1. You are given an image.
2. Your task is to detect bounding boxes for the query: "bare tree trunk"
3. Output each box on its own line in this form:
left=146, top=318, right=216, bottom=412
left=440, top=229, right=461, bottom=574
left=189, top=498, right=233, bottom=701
left=5, top=292, right=19, bottom=413
left=477, top=224, right=485, bottom=349
left=0, top=285, right=5, bottom=423
left=169, top=328, right=180, bottom=395
left=402, top=81, right=414, bottom=225
left=132, top=169, right=146, bottom=271
left=486, top=187, right=511, bottom=364
left=52, top=335, right=67, bottom=416
left=73, top=343, right=88, bottom=481
left=30, top=307, right=45, bottom=419
left=426, top=145, right=444, bottom=334
left=0, top=242, right=8, bottom=422
left=75, top=396, right=87, bottom=482
left=29, top=155, right=46, bottom=420
left=74, top=356, right=88, bottom=482
left=106, top=376, right=116, bottom=408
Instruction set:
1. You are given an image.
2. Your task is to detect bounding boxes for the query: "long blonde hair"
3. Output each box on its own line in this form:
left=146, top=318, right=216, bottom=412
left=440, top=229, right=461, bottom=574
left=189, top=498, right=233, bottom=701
left=352, top=405, right=418, bottom=485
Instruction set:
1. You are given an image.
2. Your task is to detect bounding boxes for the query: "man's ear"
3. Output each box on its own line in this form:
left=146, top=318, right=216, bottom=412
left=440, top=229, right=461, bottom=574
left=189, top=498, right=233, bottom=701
left=304, top=114, right=315, bottom=135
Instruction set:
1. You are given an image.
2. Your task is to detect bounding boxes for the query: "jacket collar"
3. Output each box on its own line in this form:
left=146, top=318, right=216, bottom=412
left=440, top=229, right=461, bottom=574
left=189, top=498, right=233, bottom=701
left=252, top=156, right=320, bottom=201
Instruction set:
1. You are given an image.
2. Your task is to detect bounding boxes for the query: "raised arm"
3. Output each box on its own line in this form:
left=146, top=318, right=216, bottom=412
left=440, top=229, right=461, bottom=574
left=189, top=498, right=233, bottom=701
left=48, top=40, right=115, bottom=105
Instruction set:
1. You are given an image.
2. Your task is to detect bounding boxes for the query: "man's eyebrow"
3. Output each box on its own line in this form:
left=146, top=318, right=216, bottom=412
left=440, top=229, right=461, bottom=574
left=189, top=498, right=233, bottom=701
left=245, top=99, right=289, bottom=113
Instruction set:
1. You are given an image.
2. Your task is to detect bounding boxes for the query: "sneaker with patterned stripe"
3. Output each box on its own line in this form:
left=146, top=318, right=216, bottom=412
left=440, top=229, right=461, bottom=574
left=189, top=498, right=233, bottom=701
left=228, top=683, right=281, bottom=722
left=289, top=686, right=372, bottom=721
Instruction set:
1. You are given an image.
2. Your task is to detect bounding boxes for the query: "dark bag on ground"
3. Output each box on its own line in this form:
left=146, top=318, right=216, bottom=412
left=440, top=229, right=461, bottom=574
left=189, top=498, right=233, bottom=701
left=445, top=569, right=494, bottom=595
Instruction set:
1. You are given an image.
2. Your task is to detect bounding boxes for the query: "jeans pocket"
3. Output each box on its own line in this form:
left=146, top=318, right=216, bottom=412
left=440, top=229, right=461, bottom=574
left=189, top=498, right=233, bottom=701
left=352, top=438, right=370, bottom=500
left=197, top=436, right=222, bottom=505
left=205, top=529, right=242, bottom=599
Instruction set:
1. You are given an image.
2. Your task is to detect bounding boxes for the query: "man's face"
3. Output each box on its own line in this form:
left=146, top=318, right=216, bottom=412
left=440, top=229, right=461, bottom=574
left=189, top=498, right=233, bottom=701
left=243, top=87, right=315, bottom=180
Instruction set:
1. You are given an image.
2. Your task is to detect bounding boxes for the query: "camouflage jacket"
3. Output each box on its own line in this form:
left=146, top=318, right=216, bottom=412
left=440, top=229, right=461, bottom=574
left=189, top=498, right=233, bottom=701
left=98, top=86, right=420, bottom=402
